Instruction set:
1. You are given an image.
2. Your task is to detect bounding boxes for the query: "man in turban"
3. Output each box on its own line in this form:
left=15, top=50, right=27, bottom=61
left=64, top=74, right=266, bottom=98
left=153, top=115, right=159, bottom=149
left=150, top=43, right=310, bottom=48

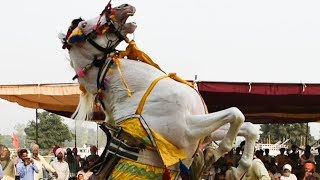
left=303, top=161, right=320, bottom=180
left=30, top=143, right=58, bottom=180
left=50, top=148, right=70, bottom=180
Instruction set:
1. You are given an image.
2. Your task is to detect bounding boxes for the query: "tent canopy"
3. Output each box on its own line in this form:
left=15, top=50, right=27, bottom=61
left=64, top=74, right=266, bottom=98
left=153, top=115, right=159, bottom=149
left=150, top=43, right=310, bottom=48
left=198, top=82, right=320, bottom=124
left=1, top=82, right=320, bottom=124
left=0, top=83, right=80, bottom=113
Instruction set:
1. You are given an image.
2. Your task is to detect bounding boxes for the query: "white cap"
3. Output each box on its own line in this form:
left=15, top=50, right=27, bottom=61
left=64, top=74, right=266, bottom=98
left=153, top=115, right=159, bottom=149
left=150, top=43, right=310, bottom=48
left=283, top=164, right=292, bottom=171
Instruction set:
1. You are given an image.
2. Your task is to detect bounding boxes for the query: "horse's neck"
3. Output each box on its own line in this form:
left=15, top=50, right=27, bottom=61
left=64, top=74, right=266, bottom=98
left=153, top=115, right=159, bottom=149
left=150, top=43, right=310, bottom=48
left=104, top=59, right=165, bottom=119
left=70, top=52, right=166, bottom=119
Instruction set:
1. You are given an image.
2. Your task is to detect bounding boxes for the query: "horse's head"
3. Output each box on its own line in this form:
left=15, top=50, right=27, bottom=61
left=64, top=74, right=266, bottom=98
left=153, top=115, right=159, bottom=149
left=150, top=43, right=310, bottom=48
left=60, top=3, right=137, bottom=64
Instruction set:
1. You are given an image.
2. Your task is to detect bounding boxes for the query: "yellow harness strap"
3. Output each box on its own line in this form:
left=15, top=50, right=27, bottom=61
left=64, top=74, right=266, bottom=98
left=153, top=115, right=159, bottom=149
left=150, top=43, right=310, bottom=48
left=132, top=73, right=187, bottom=167
left=136, top=73, right=173, bottom=115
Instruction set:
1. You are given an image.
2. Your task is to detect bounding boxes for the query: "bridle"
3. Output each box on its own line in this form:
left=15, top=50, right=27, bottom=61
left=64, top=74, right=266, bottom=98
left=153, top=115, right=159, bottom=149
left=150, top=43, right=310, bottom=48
left=63, top=2, right=133, bottom=110
left=65, top=2, right=129, bottom=81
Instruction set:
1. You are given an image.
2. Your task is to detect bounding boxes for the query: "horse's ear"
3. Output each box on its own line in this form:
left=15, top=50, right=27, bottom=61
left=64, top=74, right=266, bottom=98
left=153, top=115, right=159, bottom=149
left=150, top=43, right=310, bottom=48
left=71, top=17, right=84, bottom=26
left=58, top=33, right=66, bottom=45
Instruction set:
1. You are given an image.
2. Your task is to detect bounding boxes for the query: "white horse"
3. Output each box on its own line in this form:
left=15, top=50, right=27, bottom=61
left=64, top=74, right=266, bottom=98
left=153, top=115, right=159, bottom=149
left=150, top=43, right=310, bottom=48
left=60, top=3, right=259, bottom=179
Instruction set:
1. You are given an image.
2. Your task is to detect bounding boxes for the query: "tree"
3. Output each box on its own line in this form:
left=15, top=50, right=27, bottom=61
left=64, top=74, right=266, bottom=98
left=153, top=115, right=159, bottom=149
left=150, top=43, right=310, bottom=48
left=0, top=134, right=13, bottom=148
left=260, top=123, right=316, bottom=146
left=24, top=111, right=73, bottom=149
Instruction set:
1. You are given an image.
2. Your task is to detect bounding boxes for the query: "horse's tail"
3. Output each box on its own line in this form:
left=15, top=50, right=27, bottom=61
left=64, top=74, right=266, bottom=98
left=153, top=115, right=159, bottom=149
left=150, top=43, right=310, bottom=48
left=71, top=92, right=95, bottom=121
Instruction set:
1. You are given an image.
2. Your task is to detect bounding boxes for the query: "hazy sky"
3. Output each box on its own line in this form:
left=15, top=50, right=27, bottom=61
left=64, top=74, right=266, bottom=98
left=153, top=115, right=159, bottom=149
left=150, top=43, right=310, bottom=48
left=0, top=0, right=320, bottom=138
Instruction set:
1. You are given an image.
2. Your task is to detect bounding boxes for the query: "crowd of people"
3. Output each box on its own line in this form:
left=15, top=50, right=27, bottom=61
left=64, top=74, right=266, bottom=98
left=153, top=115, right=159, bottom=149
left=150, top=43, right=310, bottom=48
left=0, top=143, right=100, bottom=180
left=2, top=142, right=320, bottom=179
left=202, top=143, right=320, bottom=180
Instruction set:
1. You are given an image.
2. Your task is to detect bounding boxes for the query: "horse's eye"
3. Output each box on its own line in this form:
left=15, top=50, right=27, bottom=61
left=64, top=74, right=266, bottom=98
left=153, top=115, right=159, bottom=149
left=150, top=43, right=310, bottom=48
left=115, top=6, right=121, bottom=10
left=81, top=22, right=87, bottom=28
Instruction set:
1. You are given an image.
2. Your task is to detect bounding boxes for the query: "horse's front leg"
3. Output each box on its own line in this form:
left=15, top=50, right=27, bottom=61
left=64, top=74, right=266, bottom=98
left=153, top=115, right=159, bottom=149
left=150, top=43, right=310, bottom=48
left=202, top=122, right=259, bottom=179
left=231, top=123, right=259, bottom=179
left=187, top=107, right=244, bottom=161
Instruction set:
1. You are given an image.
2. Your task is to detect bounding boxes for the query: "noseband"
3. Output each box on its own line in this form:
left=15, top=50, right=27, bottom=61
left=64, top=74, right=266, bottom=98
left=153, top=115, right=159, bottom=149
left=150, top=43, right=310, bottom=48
left=69, top=8, right=128, bottom=81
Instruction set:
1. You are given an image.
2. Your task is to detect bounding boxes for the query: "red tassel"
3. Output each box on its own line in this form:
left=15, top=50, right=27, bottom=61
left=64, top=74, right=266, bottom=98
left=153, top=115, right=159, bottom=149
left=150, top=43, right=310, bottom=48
left=162, top=166, right=171, bottom=180
left=77, top=68, right=86, bottom=78
left=110, top=8, right=116, bottom=15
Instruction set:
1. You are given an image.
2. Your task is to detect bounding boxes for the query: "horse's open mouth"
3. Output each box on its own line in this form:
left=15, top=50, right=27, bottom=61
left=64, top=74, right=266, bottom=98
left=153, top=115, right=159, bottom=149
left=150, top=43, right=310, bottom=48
left=113, top=5, right=136, bottom=25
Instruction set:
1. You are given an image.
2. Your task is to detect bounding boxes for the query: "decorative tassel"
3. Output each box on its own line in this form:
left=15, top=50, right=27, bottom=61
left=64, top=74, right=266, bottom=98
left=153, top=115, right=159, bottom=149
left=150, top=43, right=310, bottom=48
left=77, top=68, right=86, bottom=78
left=104, top=77, right=109, bottom=84
left=68, top=35, right=86, bottom=44
left=162, top=165, right=171, bottom=180
left=179, top=159, right=191, bottom=180
left=95, top=89, right=104, bottom=105
left=103, top=77, right=109, bottom=89
left=101, top=26, right=110, bottom=34
left=95, top=102, right=101, bottom=111
left=79, top=84, right=87, bottom=94
left=110, top=8, right=116, bottom=15
left=67, top=27, right=85, bottom=44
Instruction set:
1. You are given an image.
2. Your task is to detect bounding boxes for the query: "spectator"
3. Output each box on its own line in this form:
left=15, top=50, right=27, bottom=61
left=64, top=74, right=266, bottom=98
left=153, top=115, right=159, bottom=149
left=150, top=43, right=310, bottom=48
left=280, top=164, right=297, bottom=180
left=77, top=160, right=93, bottom=180
left=243, top=150, right=271, bottom=180
left=270, top=164, right=281, bottom=180
left=14, top=148, right=22, bottom=180
left=50, top=145, right=60, bottom=163
left=77, top=173, right=84, bottom=180
left=300, top=145, right=315, bottom=166
left=234, top=147, right=242, bottom=167
left=263, top=149, right=274, bottom=166
left=0, top=145, right=15, bottom=180
left=16, top=149, right=39, bottom=180
left=65, top=148, right=77, bottom=180
left=86, top=146, right=99, bottom=166
left=275, top=148, right=290, bottom=170
left=288, top=145, right=299, bottom=172
left=303, top=162, right=320, bottom=180
left=314, top=148, right=320, bottom=173
left=30, top=143, right=58, bottom=180
left=72, top=147, right=81, bottom=172
left=50, top=148, right=70, bottom=180
left=0, top=163, right=3, bottom=180
left=214, top=172, right=225, bottom=180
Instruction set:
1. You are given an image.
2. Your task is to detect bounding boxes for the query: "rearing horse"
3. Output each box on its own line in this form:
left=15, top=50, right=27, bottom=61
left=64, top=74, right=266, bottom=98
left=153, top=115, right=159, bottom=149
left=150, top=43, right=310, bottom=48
left=60, top=3, right=259, bottom=179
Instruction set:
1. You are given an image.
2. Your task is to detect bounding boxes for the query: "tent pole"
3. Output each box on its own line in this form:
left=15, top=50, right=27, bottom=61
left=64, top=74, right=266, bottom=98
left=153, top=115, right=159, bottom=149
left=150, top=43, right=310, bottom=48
left=75, top=120, right=77, bottom=148
left=36, top=109, right=38, bottom=145
left=96, top=123, right=99, bottom=149
left=306, top=122, right=309, bottom=145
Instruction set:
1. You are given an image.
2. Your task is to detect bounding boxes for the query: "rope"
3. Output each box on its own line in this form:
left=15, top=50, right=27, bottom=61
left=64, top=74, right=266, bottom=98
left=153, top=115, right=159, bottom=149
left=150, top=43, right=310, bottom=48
left=113, top=57, right=132, bottom=97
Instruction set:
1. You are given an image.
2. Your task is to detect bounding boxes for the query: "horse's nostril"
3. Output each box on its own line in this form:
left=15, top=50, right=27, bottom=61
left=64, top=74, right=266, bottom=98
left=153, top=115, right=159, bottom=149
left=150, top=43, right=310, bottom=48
left=123, top=4, right=128, bottom=7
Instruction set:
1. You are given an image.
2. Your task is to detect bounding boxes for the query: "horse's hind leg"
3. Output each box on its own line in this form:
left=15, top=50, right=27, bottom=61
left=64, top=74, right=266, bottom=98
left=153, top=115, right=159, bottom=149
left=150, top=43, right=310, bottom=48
left=187, top=107, right=244, bottom=161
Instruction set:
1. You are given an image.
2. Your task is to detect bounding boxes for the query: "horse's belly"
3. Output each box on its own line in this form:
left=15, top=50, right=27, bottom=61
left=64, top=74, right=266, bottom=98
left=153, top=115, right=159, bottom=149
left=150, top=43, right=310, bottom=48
left=109, top=159, right=178, bottom=180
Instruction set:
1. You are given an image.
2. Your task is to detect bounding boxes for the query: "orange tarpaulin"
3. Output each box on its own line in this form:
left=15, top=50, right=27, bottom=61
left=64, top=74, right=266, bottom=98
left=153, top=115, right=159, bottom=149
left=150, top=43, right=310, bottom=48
left=0, top=83, right=80, bottom=113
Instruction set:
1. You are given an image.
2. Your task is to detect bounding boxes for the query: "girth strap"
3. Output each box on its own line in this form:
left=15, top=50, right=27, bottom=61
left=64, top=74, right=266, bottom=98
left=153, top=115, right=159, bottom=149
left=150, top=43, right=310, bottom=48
left=107, top=138, right=140, bottom=161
